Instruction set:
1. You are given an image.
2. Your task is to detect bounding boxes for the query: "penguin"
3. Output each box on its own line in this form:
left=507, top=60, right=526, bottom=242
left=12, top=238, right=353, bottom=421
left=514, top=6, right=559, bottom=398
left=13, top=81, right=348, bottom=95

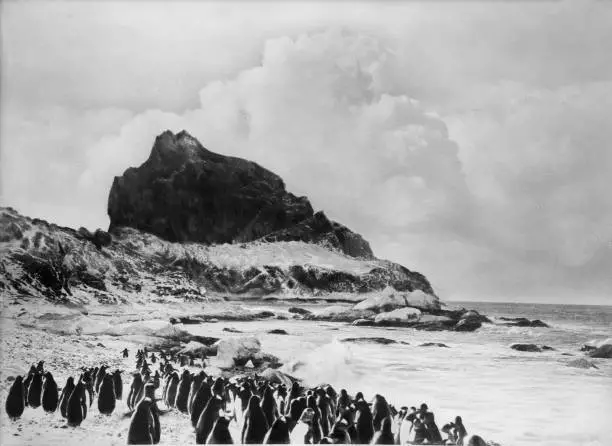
left=423, top=411, right=443, bottom=444
left=123, top=348, right=129, bottom=358
left=191, top=380, right=212, bottom=428
left=371, top=416, right=395, bottom=445
left=127, top=398, right=155, bottom=445
left=98, top=373, right=116, bottom=415
left=325, top=385, right=337, bottom=410
left=316, top=391, right=333, bottom=436
left=286, top=381, right=300, bottom=414
left=143, top=383, right=161, bottom=444
left=81, top=370, right=95, bottom=407
left=41, top=372, right=59, bottom=413
left=59, top=376, right=75, bottom=418
left=336, top=389, right=351, bottom=415
left=66, top=379, right=87, bottom=427
left=95, top=365, right=108, bottom=394
left=195, top=395, right=223, bottom=444
left=274, top=385, right=288, bottom=416
left=355, top=399, right=374, bottom=444
left=328, top=420, right=353, bottom=444
left=306, top=395, right=323, bottom=444
left=263, top=416, right=290, bottom=444
left=164, top=372, right=179, bottom=408
left=287, top=397, right=306, bottom=431
left=371, top=394, right=391, bottom=431
left=260, top=385, right=278, bottom=427
left=290, top=408, right=315, bottom=444
left=150, top=353, right=156, bottom=364
left=128, top=373, right=144, bottom=411
left=206, top=416, right=234, bottom=445
left=113, top=370, right=124, bottom=400
left=189, top=372, right=206, bottom=414
left=175, top=370, right=192, bottom=413
left=35, top=360, right=44, bottom=373
left=23, top=367, right=35, bottom=406
left=465, top=434, right=488, bottom=446
left=241, top=395, right=269, bottom=444
left=27, top=370, right=43, bottom=408
left=5, top=376, right=25, bottom=419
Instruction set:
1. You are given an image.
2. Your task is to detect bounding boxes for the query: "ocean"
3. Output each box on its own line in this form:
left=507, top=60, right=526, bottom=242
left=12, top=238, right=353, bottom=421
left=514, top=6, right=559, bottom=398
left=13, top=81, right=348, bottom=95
left=188, top=301, right=612, bottom=446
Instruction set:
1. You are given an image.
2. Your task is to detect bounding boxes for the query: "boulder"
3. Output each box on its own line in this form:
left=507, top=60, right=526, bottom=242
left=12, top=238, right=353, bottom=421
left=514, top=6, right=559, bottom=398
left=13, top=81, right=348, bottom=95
left=179, top=341, right=216, bottom=357
left=258, top=368, right=299, bottom=388
left=419, top=343, right=449, bottom=348
left=374, top=307, right=422, bottom=325
left=288, top=307, right=312, bottom=315
left=404, top=290, right=441, bottom=311
left=589, top=344, right=612, bottom=359
left=308, top=305, right=375, bottom=322
left=498, top=317, right=549, bottom=328
left=354, top=288, right=440, bottom=313
left=107, top=320, right=191, bottom=339
left=351, top=319, right=376, bottom=327
left=214, top=336, right=280, bottom=369
left=268, top=329, right=288, bottom=335
left=567, top=358, right=598, bottom=369
left=340, top=337, right=399, bottom=345
left=511, top=344, right=555, bottom=352
left=454, top=318, right=482, bottom=332
left=353, top=292, right=407, bottom=313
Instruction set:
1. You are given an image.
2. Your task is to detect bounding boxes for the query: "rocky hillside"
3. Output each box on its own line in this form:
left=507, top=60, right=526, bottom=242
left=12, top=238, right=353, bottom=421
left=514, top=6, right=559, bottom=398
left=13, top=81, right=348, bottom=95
left=0, top=207, right=433, bottom=304
left=108, top=130, right=373, bottom=259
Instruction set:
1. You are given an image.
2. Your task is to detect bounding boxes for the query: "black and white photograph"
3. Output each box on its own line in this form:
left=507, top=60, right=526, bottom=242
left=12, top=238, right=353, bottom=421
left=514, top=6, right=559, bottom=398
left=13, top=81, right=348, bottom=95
left=1, top=1, right=611, bottom=445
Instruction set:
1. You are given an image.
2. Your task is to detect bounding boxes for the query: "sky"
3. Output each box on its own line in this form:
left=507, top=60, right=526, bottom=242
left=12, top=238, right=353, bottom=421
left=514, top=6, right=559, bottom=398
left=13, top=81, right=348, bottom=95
left=1, top=1, right=611, bottom=305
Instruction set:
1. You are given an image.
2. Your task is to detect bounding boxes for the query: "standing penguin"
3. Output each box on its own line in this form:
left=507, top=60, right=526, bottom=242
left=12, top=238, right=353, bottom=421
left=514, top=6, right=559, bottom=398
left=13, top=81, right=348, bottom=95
left=41, top=372, right=59, bottom=413
left=122, top=348, right=129, bottom=358
left=260, top=385, right=278, bottom=428
left=59, top=376, right=75, bottom=418
left=127, top=398, right=155, bottom=445
left=98, top=373, right=116, bottom=415
left=206, top=416, right=234, bottom=444
left=355, top=399, right=375, bottom=444
left=113, top=370, right=124, bottom=400
left=195, top=396, right=223, bottom=444
left=188, top=372, right=207, bottom=415
left=174, top=370, right=192, bottom=413
left=290, top=408, right=315, bottom=444
left=127, top=373, right=144, bottom=411
left=143, top=383, right=161, bottom=444
left=95, top=365, right=108, bottom=394
left=191, top=381, right=212, bottom=428
left=66, top=379, right=87, bottom=427
left=241, top=395, right=269, bottom=444
left=263, top=416, right=290, bottom=444
left=27, top=371, right=43, bottom=408
left=5, top=376, right=25, bottom=420
left=370, top=417, right=395, bottom=445
left=371, top=394, right=391, bottom=431
left=164, top=373, right=179, bottom=409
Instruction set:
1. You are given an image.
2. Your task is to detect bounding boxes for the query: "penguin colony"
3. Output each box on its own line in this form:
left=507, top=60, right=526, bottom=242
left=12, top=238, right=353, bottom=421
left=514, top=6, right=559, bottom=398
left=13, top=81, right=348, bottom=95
left=5, top=350, right=489, bottom=445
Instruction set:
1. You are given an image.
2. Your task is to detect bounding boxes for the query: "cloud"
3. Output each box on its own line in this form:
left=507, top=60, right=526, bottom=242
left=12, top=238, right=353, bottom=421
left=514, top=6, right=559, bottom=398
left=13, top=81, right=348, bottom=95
left=1, top=1, right=610, bottom=304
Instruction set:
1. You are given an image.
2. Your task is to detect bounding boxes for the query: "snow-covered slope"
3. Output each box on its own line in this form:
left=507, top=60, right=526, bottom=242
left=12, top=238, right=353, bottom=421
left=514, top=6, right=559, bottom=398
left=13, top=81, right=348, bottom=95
left=0, top=206, right=434, bottom=304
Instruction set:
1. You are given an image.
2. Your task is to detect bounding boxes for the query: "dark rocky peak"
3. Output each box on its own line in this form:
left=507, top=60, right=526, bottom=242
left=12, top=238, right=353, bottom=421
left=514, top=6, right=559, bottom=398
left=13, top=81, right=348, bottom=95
left=107, top=131, right=374, bottom=258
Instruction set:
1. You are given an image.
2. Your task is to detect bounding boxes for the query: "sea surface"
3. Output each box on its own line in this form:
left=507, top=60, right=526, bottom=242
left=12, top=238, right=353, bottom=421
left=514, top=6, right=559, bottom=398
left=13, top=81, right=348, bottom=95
left=187, top=301, right=612, bottom=446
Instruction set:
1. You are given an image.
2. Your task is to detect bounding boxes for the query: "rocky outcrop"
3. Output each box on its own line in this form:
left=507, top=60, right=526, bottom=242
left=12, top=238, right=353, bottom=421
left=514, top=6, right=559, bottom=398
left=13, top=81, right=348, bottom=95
left=108, top=130, right=374, bottom=260
left=498, top=317, right=549, bottom=328
left=589, top=344, right=612, bottom=359
left=511, top=344, right=555, bottom=352
left=262, top=211, right=374, bottom=259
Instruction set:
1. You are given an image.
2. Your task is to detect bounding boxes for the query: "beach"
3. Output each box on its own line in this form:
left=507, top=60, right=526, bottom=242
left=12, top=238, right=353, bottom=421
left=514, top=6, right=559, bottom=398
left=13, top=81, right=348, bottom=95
left=1, top=294, right=611, bottom=446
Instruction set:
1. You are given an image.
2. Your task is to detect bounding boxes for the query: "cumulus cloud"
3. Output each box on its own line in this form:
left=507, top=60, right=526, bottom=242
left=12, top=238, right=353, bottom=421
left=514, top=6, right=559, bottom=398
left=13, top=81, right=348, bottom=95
left=1, top=1, right=610, bottom=304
